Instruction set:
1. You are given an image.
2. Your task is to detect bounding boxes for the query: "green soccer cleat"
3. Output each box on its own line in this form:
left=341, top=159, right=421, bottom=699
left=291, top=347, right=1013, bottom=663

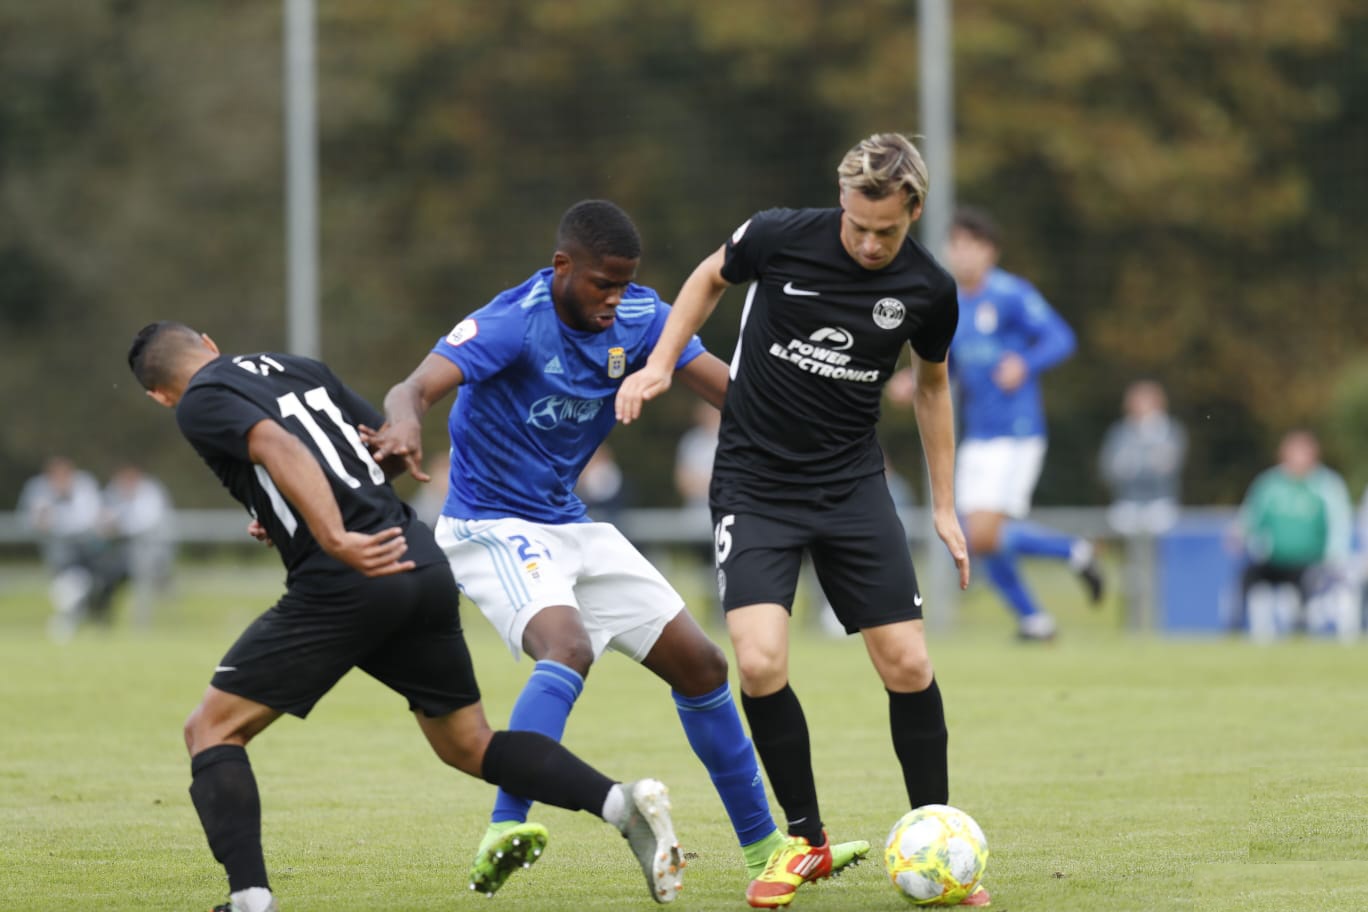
left=828, top=838, right=871, bottom=876
left=468, top=820, right=549, bottom=897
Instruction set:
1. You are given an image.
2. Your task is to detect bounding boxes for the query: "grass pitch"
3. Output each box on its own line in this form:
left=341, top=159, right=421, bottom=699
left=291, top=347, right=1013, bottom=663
left=2, top=555, right=1366, bottom=911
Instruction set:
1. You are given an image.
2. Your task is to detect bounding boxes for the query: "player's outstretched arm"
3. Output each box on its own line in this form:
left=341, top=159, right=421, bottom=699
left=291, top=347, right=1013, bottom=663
left=366, top=354, right=465, bottom=482
left=246, top=419, right=415, bottom=577
left=617, top=245, right=731, bottom=425
left=674, top=352, right=729, bottom=409
left=910, top=356, right=971, bottom=590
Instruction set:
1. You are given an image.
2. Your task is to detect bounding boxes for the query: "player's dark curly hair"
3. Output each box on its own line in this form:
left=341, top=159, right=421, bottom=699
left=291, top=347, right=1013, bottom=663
left=127, top=320, right=203, bottom=390
left=557, top=199, right=642, bottom=261
left=951, top=206, right=1003, bottom=248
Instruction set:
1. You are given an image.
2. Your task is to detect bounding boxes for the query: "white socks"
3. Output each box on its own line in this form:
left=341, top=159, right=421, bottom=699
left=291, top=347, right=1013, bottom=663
left=230, top=887, right=276, bottom=912
left=602, top=782, right=628, bottom=831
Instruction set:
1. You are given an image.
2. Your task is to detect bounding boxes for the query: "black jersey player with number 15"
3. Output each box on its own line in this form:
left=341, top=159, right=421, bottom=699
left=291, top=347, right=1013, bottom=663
left=127, top=322, right=684, bottom=912
left=617, top=134, right=986, bottom=909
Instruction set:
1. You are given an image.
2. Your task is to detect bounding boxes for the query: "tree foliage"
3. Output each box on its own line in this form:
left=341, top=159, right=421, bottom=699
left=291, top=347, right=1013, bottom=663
left=1, top=0, right=1363, bottom=508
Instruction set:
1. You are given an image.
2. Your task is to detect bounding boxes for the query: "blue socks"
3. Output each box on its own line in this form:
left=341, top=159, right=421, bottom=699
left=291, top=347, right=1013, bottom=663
left=1001, top=521, right=1076, bottom=560
left=491, top=660, right=584, bottom=824
left=674, top=683, right=775, bottom=846
left=980, top=552, right=1041, bottom=619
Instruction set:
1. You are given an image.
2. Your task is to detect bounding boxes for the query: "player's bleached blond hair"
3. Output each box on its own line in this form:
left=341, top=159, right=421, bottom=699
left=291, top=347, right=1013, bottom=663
left=836, top=133, right=929, bottom=212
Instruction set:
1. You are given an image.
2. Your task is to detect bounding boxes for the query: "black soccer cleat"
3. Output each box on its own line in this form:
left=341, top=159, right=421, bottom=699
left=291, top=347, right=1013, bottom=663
left=1077, top=558, right=1105, bottom=607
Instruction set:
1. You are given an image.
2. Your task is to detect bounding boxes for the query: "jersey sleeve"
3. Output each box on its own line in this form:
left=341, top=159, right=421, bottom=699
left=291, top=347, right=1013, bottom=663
left=431, top=304, right=525, bottom=383
left=1014, top=281, right=1076, bottom=373
left=649, top=299, right=707, bottom=369
left=719, top=208, right=794, bottom=284
left=909, top=274, right=959, bottom=363
left=175, top=384, right=273, bottom=462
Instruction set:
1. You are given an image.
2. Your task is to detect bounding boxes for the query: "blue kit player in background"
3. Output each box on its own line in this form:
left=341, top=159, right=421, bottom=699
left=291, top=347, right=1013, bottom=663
left=367, top=200, right=868, bottom=900
left=896, top=207, right=1102, bottom=640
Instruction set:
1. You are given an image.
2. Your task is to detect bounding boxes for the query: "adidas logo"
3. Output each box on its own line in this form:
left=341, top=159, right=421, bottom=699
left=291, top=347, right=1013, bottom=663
left=544, top=356, right=564, bottom=375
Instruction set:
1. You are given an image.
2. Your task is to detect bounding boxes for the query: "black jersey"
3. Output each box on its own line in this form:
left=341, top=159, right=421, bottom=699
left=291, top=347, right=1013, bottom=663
left=175, top=352, right=444, bottom=594
left=713, top=207, right=958, bottom=501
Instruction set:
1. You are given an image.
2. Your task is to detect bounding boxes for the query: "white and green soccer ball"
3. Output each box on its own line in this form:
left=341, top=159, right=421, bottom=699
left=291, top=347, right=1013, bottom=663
left=884, top=804, right=989, bottom=905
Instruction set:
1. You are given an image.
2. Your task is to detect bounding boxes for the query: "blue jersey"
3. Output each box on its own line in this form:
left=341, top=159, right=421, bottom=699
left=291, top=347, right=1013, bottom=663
left=949, top=268, right=1075, bottom=440
left=433, top=268, right=706, bottom=524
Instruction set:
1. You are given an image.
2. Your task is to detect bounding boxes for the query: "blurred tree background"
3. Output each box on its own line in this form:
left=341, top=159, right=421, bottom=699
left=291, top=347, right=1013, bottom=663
left=2, top=0, right=1365, bottom=508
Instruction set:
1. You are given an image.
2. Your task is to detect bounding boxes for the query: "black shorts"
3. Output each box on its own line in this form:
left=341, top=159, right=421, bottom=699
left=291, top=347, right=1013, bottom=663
left=712, top=472, right=920, bottom=634
left=1242, top=562, right=1312, bottom=597
left=210, top=562, right=480, bottom=719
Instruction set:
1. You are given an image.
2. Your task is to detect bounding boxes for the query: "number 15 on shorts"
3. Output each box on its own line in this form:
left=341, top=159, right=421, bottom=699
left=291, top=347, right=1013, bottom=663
left=714, top=514, right=735, bottom=565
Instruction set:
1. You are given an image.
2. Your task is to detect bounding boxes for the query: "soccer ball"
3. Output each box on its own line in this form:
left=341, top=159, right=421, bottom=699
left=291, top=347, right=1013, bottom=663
left=884, top=804, right=989, bottom=905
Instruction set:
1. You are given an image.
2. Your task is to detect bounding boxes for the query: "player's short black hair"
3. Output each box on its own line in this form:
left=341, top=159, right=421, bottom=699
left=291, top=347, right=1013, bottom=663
left=951, top=206, right=1002, bottom=248
left=127, top=320, right=202, bottom=391
left=556, top=200, right=642, bottom=261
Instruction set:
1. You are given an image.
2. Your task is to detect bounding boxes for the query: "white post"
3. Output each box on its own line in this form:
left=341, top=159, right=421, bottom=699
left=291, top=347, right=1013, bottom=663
left=284, top=0, right=319, bottom=358
left=918, top=0, right=958, bottom=624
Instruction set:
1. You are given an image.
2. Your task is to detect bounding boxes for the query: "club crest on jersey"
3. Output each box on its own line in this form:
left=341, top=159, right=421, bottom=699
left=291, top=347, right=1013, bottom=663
left=445, top=318, right=478, bottom=347
left=872, top=297, right=906, bottom=330
left=607, top=346, right=626, bottom=379
left=974, top=302, right=999, bottom=334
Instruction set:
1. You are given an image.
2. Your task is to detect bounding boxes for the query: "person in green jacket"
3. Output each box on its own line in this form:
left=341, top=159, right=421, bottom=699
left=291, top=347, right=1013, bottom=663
left=1235, top=429, right=1354, bottom=641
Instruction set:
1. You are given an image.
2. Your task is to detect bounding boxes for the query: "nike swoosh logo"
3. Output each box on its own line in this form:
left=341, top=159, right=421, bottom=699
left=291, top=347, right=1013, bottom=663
left=783, top=281, right=819, bottom=297
left=215, top=665, right=237, bottom=673
left=913, top=594, right=923, bottom=607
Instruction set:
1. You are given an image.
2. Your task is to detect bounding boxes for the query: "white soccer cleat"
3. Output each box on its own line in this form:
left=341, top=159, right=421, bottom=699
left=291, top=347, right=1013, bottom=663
left=617, top=779, right=685, bottom=903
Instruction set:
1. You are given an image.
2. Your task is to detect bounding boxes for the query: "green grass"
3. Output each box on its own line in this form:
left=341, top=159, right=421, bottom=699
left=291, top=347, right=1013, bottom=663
left=2, top=555, right=1367, bottom=911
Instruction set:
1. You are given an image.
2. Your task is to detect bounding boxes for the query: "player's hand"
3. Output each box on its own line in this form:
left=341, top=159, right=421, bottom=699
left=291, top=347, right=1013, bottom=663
left=358, top=421, right=429, bottom=482
left=246, top=519, right=274, bottom=547
left=992, top=353, right=1028, bottom=392
left=615, top=364, right=673, bottom=424
left=885, top=367, right=917, bottom=405
left=325, top=526, right=415, bottom=577
left=933, top=507, right=971, bottom=590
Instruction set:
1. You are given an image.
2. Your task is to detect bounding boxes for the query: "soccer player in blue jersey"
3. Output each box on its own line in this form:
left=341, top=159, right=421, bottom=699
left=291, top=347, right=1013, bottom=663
left=929, top=207, right=1102, bottom=640
left=367, top=200, right=868, bottom=900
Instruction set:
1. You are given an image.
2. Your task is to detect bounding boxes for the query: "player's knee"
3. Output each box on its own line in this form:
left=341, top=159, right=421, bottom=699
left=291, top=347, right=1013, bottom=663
left=967, top=524, right=1000, bottom=554
left=734, top=645, right=786, bottom=693
left=183, top=704, right=236, bottom=756
left=674, top=639, right=729, bottom=696
left=432, top=720, right=492, bottom=775
left=877, top=650, right=934, bottom=692
left=537, top=637, right=594, bottom=676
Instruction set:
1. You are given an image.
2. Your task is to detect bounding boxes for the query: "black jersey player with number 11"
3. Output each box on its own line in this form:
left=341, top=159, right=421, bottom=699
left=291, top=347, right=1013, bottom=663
left=127, top=322, right=684, bottom=912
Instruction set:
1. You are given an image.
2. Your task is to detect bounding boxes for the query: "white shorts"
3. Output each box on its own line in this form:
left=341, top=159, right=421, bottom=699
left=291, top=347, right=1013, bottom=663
left=433, top=515, right=684, bottom=661
left=955, top=436, right=1046, bottom=519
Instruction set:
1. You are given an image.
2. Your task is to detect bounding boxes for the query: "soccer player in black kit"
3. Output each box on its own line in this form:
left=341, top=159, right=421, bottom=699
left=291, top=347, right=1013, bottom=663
left=617, top=134, right=988, bottom=908
left=127, top=322, right=684, bottom=912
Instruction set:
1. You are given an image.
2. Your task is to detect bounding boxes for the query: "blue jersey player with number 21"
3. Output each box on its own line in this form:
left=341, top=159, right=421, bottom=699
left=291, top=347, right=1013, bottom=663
left=366, top=201, right=869, bottom=903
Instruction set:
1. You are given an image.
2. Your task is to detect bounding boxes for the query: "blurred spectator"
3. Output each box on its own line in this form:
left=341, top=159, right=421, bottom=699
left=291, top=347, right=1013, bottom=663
left=1099, top=380, right=1187, bottom=536
left=674, top=403, right=722, bottom=620
left=1098, top=380, right=1187, bottom=628
left=101, top=464, right=175, bottom=629
left=408, top=450, right=451, bottom=526
left=575, top=442, right=628, bottom=525
left=1234, top=430, right=1357, bottom=642
left=17, top=456, right=105, bottom=640
left=674, top=401, right=720, bottom=510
